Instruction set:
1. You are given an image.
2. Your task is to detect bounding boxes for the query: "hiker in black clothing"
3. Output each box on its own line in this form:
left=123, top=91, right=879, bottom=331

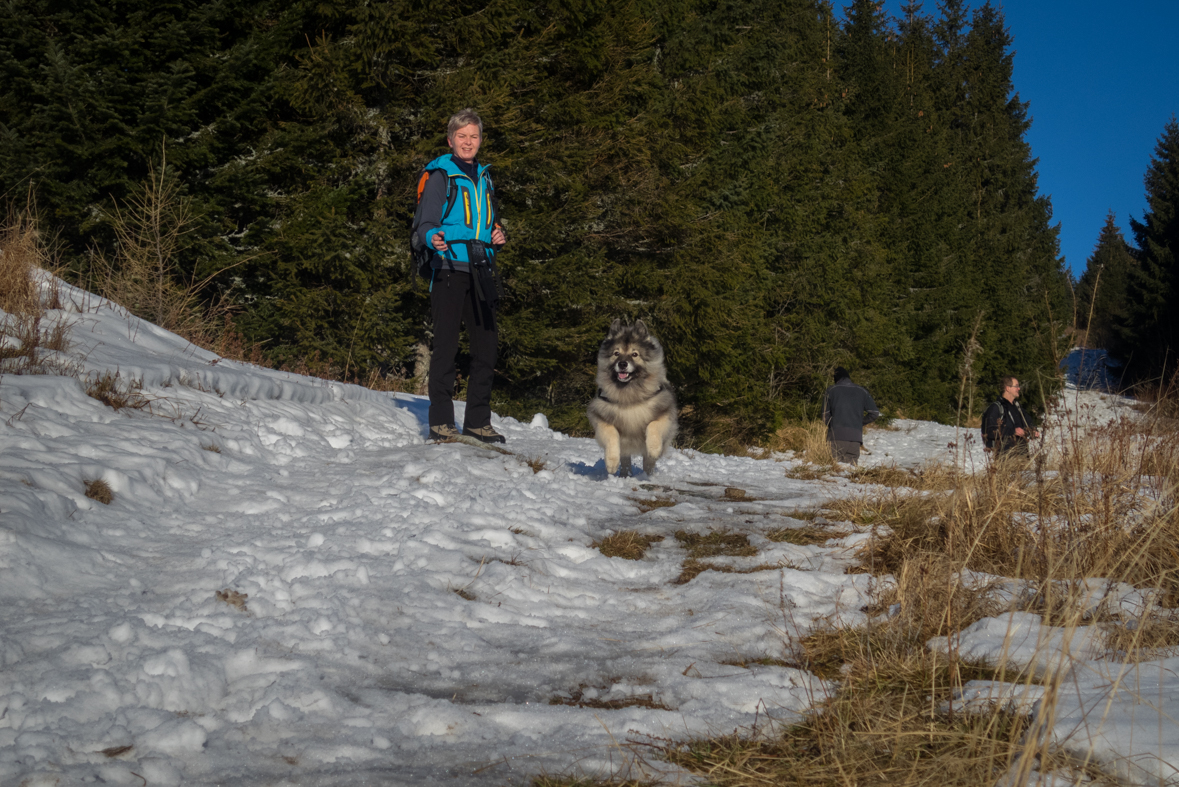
left=981, top=376, right=1040, bottom=457
left=822, top=367, right=880, bottom=465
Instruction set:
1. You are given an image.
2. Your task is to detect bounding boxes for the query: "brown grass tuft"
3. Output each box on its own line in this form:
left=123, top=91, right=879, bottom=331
left=548, top=685, right=670, bottom=712
left=215, top=588, right=249, bottom=612
left=673, top=558, right=784, bottom=584
left=85, top=372, right=149, bottom=411
left=593, top=531, right=664, bottom=560
left=631, top=496, right=677, bottom=513
left=531, top=776, right=653, bottom=787
left=520, top=455, right=548, bottom=473
left=84, top=479, right=114, bottom=505
left=452, top=587, right=476, bottom=601
left=675, top=529, right=758, bottom=560
left=766, top=525, right=837, bottom=546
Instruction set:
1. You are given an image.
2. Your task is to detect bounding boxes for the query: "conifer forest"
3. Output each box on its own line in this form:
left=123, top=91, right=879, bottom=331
left=6, top=0, right=1172, bottom=443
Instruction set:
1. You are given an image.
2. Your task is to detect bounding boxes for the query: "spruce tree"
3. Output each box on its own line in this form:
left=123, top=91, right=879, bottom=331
left=1075, top=212, right=1134, bottom=354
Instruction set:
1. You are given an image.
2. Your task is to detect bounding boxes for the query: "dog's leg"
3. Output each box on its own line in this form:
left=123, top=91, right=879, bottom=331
left=643, top=415, right=672, bottom=475
left=620, top=455, right=632, bottom=478
left=596, top=422, right=622, bottom=475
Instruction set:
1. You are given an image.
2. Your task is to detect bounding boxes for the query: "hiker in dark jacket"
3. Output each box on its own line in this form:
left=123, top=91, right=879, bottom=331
left=822, top=367, right=880, bottom=465
left=416, top=108, right=507, bottom=444
left=981, top=376, right=1040, bottom=457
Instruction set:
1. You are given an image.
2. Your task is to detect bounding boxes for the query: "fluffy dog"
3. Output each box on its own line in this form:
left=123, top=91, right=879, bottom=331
left=587, top=319, right=678, bottom=476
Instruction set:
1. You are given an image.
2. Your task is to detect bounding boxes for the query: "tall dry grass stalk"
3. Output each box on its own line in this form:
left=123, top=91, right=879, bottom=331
left=770, top=419, right=835, bottom=467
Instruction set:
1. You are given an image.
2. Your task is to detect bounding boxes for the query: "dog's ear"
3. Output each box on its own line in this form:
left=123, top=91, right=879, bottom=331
left=633, top=320, right=649, bottom=339
left=608, top=318, right=622, bottom=337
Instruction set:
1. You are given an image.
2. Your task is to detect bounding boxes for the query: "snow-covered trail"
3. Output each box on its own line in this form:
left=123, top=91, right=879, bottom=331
left=4, top=282, right=1173, bottom=786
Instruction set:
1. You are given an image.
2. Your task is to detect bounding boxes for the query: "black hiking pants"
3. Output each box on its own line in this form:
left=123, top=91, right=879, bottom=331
left=428, top=269, right=498, bottom=429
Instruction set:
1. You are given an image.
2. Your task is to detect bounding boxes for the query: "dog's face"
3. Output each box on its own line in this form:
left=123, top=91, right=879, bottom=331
left=598, top=319, right=663, bottom=386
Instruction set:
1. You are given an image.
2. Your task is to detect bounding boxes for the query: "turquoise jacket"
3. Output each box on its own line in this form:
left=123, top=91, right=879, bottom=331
left=418, top=154, right=498, bottom=271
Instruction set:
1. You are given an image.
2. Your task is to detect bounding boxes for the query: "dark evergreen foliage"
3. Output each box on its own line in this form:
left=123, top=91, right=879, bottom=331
left=0, top=0, right=1072, bottom=439
left=1117, top=118, right=1179, bottom=382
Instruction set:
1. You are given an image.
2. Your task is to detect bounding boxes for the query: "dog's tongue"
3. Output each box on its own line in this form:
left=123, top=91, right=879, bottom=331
left=617, top=371, right=630, bottom=381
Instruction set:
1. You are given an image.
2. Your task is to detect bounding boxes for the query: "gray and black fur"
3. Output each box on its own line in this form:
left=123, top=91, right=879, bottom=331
left=586, top=319, right=678, bottom=476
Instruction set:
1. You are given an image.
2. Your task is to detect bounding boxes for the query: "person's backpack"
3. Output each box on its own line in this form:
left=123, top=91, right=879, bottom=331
left=409, top=167, right=459, bottom=289
left=980, top=400, right=1002, bottom=448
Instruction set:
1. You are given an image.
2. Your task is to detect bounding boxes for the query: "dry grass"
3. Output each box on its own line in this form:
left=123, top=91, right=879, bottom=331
left=613, top=388, right=1179, bottom=787
left=670, top=530, right=766, bottom=583
left=593, top=531, right=664, bottom=560
left=641, top=560, right=1058, bottom=786
left=772, top=420, right=838, bottom=479
left=452, top=587, right=476, bottom=601
left=0, top=210, right=49, bottom=316
left=84, top=479, right=113, bottom=505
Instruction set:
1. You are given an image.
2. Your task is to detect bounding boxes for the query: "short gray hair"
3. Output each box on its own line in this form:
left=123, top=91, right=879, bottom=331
left=447, top=108, right=483, bottom=139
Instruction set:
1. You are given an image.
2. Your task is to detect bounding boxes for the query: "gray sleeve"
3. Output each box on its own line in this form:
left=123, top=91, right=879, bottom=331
left=862, top=388, right=880, bottom=425
left=415, top=171, right=449, bottom=249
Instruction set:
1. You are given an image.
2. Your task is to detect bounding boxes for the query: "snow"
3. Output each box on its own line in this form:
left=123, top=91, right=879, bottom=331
left=1, top=281, right=1176, bottom=785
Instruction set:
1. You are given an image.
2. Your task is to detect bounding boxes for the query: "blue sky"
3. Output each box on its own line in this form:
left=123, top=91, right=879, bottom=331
left=860, top=1, right=1179, bottom=277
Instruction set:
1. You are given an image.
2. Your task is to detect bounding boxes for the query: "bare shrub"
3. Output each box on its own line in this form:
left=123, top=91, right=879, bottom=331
left=94, top=150, right=257, bottom=358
